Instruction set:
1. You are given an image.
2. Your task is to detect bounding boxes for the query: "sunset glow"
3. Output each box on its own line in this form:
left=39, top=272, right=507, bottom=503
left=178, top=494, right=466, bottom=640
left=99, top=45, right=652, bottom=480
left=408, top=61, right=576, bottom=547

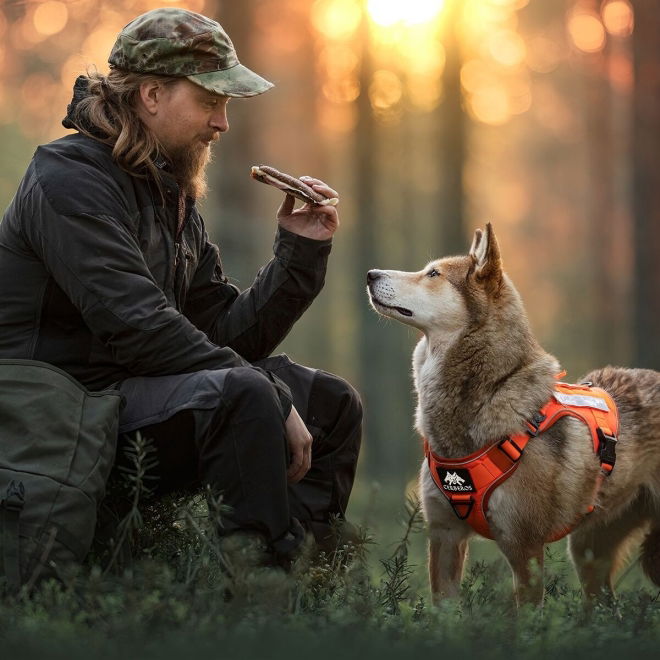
left=0, top=0, right=617, bottom=137
left=311, top=0, right=362, bottom=39
left=33, top=1, right=69, bottom=36
left=602, top=0, right=634, bottom=37
left=568, top=12, right=606, bottom=53
left=366, top=0, right=445, bottom=27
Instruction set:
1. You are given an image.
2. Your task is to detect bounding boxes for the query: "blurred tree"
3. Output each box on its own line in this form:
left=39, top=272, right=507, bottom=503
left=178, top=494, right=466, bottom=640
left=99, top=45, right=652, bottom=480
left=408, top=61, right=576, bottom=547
left=434, top=0, right=466, bottom=255
left=353, top=6, right=414, bottom=486
left=276, top=0, right=331, bottom=366
left=354, top=6, right=384, bottom=480
left=631, top=0, right=660, bottom=368
left=213, top=0, right=332, bottom=370
left=211, top=0, right=262, bottom=284
left=582, top=0, right=621, bottom=367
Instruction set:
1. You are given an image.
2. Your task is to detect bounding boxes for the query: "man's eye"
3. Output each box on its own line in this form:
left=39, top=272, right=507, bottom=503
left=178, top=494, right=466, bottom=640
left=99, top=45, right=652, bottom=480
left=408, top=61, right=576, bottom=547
left=427, top=269, right=440, bottom=277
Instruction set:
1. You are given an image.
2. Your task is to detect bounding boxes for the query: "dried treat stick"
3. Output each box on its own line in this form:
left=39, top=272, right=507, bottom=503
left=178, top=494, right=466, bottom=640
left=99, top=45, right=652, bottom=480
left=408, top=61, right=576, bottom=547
left=250, top=165, right=339, bottom=206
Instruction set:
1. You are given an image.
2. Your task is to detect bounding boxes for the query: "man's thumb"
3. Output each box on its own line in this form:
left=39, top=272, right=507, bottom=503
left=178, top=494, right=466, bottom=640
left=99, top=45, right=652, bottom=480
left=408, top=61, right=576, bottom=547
left=277, top=193, right=296, bottom=218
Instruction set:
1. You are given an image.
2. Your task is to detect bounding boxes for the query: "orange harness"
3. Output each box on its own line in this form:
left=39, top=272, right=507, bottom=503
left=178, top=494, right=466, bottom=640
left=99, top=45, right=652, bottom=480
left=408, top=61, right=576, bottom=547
left=424, top=381, right=619, bottom=542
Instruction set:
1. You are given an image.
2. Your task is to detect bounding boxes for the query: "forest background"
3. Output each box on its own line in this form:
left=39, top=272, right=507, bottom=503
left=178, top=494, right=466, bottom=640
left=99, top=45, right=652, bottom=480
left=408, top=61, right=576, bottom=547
left=0, top=0, right=658, bottom=602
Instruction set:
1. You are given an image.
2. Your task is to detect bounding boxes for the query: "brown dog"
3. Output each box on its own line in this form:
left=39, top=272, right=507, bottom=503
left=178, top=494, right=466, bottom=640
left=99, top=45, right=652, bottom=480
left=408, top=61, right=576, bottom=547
left=367, top=224, right=660, bottom=605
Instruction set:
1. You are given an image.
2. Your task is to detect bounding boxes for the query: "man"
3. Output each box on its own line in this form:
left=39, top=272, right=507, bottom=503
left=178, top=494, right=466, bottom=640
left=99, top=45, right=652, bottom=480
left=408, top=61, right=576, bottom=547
left=0, top=8, right=362, bottom=564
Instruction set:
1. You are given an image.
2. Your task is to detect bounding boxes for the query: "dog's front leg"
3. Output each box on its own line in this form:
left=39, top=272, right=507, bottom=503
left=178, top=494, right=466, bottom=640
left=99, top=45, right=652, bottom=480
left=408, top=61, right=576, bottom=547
left=500, top=544, right=545, bottom=607
left=421, top=463, right=471, bottom=605
left=428, top=527, right=469, bottom=605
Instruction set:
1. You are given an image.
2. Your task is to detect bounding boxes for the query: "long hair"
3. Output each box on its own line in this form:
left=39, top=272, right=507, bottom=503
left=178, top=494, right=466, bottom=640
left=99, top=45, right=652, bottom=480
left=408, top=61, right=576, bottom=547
left=70, top=68, right=179, bottom=187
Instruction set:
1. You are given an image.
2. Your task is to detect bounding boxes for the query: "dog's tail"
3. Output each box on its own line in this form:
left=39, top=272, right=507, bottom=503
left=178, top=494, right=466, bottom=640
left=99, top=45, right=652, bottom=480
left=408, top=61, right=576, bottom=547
left=641, top=525, right=660, bottom=586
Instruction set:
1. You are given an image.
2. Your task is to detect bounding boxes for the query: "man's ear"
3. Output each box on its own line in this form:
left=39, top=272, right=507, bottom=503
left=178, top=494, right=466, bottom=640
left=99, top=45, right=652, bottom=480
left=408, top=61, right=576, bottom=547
left=468, top=223, right=503, bottom=291
left=138, top=80, right=163, bottom=116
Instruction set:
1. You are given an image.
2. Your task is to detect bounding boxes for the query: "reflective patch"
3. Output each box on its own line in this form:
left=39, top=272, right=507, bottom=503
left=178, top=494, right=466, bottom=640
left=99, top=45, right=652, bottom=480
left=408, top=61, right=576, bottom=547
left=552, top=391, right=610, bottom=412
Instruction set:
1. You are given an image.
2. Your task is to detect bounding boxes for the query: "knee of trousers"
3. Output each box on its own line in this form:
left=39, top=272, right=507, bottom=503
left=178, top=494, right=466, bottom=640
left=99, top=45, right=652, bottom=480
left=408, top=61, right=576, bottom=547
left=337, top=376, right=363, bottom=428
left=311, top=371, right=363, bottom=450
left=222, top=366, right=286, bottom=417
left=192, top=367, right=288, bottom=469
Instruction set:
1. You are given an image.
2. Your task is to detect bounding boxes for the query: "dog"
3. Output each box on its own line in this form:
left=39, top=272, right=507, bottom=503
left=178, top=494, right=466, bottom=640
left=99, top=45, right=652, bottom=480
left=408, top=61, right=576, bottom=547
left=367, top=223, right=660, bottom=605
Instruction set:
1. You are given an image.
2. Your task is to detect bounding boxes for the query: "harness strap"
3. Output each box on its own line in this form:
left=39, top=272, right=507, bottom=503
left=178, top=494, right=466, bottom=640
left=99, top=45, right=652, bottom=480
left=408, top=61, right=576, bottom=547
left=424, top=437, right=527, bottom=537
left=1, top=481, right=25, bottom=592
left=425, top=382, right=619, bottom=543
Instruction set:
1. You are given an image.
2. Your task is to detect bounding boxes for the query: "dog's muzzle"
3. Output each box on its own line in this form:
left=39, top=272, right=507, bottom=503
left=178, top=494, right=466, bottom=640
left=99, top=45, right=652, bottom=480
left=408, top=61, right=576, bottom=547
left=366, top=270, right=413, bottom=317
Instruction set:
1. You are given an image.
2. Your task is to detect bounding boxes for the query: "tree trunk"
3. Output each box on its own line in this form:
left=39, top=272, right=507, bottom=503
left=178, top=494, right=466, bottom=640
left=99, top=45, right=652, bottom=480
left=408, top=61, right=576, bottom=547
left=434, top=0, right=466, bottom=255
left=353, top=8, right=414, bottom=485
left=632, top=0, right=660, bottom=368
left=583, top=0, right=619, bottom=366
left=211, top=0, right=262, bottom=284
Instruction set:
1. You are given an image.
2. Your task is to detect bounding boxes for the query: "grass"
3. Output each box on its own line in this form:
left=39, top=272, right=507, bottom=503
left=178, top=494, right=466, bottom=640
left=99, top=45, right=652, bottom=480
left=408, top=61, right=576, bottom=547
left=1, top=439, right=658, bottom=659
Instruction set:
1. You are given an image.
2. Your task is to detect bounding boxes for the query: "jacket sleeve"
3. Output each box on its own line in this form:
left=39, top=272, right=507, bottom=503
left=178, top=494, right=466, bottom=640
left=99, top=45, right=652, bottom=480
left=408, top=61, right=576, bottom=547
left=184, top=224, right=332, bottom=362
left=23, top=179, right=252, bottom=377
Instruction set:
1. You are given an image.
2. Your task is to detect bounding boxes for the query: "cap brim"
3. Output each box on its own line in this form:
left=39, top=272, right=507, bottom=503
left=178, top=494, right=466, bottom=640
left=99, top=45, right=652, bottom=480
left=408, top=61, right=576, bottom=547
left=187, top=63, right=274, bottom=98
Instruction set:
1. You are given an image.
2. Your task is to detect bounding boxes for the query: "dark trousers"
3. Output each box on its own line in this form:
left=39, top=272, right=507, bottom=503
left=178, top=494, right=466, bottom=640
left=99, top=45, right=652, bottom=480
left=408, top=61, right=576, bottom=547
left=115, top=355, right=362, bottom=558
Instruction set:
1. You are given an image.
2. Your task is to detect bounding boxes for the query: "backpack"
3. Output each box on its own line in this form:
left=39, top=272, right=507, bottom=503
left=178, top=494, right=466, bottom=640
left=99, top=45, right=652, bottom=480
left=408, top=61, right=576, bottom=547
left=0, top=359, right=122, bottom=591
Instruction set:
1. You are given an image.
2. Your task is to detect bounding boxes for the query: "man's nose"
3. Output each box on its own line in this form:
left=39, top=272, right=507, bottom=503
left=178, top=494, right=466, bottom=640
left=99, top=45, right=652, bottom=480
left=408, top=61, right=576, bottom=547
left=210, top=108, right=229, bottom=133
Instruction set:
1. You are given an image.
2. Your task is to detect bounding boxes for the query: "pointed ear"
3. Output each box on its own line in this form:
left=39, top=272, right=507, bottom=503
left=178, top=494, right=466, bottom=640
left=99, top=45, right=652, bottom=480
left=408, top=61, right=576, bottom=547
left=468, top=228, right=484, bottom=263
left=468, top=228, right=483, bottom=261
left=469, top=223, right=503, bottom=291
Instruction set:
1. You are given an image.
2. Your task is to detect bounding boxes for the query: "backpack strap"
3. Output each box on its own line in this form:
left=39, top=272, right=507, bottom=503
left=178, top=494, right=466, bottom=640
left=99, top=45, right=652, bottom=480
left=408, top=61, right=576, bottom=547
left=1, top=481, right=25, bottom=592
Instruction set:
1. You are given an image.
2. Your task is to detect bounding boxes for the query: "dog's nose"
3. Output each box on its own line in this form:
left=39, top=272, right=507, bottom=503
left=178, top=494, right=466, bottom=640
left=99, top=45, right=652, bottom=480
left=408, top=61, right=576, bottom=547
left=367, top=270, right=380, bottom=284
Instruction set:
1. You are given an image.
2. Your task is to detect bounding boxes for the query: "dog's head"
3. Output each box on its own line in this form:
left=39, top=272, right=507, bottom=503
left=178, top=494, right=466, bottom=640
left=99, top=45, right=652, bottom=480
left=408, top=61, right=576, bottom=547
left=367, top=223, right=512, bottom=338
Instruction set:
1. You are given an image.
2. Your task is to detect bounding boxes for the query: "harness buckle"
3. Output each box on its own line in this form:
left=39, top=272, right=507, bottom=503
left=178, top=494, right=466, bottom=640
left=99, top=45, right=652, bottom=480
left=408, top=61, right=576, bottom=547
left=526, top=412, right=546, bottom=437
left=596, top=428, right=617, bottom=471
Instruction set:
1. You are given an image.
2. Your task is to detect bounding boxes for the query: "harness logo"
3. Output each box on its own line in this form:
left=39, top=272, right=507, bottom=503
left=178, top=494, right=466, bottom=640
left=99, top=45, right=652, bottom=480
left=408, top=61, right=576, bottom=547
left=437, top=468, right=475, bottom=493
left=444, top=472, right=465, bottom=487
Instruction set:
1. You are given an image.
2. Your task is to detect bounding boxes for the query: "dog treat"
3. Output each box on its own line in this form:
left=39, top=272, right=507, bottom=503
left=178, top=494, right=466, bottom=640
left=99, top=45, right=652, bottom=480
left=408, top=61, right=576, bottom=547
left=250, top=165, right=339, bottom=206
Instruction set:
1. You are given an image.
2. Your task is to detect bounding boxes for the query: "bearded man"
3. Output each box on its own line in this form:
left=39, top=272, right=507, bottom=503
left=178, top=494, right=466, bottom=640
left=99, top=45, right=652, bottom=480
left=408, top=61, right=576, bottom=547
left=0, top=8, right=362, bottom=564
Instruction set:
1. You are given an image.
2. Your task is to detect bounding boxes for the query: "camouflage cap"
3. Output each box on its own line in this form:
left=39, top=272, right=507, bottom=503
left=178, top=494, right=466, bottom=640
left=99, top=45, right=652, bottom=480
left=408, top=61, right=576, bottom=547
left=108, top=8, right=274, bottom=97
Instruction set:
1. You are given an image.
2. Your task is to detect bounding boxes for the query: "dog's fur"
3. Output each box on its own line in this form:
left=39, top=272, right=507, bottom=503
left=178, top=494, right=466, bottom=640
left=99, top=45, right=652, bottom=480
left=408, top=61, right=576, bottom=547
left=367, top=224, right=660, bottom=605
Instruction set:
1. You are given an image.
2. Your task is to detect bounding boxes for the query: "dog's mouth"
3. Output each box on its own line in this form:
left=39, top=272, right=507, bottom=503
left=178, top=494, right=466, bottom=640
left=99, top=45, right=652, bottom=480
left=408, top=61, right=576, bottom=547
left=369, top=293, right=413, bottom=317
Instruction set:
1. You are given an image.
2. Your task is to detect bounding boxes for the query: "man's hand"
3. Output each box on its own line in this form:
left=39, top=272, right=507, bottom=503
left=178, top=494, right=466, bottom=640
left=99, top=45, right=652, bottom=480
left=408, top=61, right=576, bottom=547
left=285, top=404, right=313, bottom=483
left=276, top=177, right=339, bottom=241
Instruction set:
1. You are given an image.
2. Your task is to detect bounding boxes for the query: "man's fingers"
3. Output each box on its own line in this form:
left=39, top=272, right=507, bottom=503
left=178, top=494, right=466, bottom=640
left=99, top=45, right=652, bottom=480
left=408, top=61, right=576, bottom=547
left=299, top=176, right=326, bottom=186
left=287, top=445, right=303, bottom=477
left=287, top=437, right=312, bottom=483
left=314, top=205, right=340, bottom=224
left=277, top=193, right=296, bottom=218
left=287, top=461, right=305, bottom=483
left=299, top=176, right=339, bottom=200
left=284, top=406, right=313, bottom=483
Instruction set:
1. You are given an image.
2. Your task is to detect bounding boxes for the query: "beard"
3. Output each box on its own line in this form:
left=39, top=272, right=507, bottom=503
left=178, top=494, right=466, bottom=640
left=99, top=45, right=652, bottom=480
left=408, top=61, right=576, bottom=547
left=164, top=139, right=213, bottom=200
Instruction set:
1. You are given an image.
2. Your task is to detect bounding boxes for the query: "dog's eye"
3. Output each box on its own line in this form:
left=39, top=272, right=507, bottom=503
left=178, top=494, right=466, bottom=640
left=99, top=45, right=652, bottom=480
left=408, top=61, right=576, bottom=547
left=427, top=269, right=440, bottom=278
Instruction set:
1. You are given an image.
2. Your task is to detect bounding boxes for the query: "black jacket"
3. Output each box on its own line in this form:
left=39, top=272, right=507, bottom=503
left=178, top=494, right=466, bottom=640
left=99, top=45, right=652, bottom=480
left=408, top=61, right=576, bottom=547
left=0, top=95, right=331, bottom=400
